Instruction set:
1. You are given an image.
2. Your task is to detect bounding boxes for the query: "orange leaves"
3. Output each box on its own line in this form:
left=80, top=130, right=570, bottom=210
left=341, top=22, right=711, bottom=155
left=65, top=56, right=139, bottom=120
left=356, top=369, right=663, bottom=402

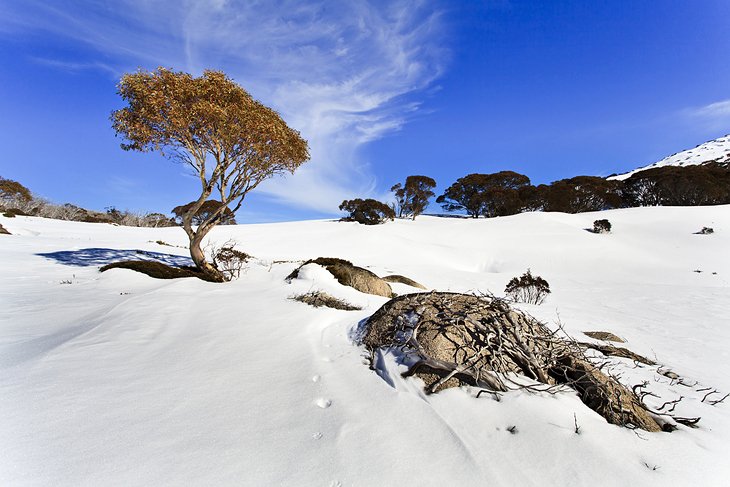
left=111, top=68, right=310, bottom=197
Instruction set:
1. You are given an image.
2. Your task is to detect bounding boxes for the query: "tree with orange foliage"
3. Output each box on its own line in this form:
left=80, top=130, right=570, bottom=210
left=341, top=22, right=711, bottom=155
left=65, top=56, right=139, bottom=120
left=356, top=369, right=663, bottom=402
left=112, top=68, right=309, bottom=281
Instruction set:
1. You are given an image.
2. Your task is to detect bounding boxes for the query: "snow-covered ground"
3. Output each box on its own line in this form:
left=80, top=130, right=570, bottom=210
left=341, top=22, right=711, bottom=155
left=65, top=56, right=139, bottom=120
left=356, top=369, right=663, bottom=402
left=1, top=206, right=729, bottom=486
left=610, top=134, right=730, bottom=180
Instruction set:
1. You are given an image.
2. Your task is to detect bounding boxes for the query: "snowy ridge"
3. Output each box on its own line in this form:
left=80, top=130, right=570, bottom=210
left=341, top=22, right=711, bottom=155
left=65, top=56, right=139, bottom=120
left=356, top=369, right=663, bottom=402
left=1, top=207, right=729, bottom=486
left=609, top=134, right=730, bottom=180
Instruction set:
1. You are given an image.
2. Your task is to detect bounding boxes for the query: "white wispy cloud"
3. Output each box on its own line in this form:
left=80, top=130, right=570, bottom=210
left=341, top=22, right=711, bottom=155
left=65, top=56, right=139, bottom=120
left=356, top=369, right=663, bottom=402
left=685, top=99, right=730, bottom=131
left=1, top=0, right=447, bottom=214
left=30, top=57, right=120, bottom=76
left=690, top=99, right=730, bottom=119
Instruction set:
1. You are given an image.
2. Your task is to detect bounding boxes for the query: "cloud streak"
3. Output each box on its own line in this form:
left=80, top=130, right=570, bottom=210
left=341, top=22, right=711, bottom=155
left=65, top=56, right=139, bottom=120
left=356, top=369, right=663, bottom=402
left=1, top=0, right=447, bottom=213
left=690, top=99, right=730, bottom=119
left=684, top=99, right=730, bottom=131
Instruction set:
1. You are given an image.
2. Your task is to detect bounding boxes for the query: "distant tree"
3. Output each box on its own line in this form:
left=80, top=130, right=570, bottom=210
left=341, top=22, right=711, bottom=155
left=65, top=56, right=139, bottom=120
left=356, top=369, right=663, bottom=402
left=390, top=175, right=437, bottom=219
left=436, top=171, right=531, bottom=218
left=517, top=184, right=547, bottom=212
left=105, top=206, right=124, bottom=223
left=0, top=177, right=32, bottom=204
left=112, top=68, right=309, bottom=281
left=622, top=166, right=730, bottom=207
left=542, top=176, right=622, bottom=213
left=142, top=212, right=178, bottom=228
left=172, top=200, right=237, bottom=226
left=339, top=198, right=395, bottom=225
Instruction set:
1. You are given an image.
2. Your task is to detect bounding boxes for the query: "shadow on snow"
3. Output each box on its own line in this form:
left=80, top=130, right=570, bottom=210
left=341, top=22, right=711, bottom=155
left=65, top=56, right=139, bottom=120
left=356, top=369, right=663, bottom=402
left=37, top=248, right=193, bottom=268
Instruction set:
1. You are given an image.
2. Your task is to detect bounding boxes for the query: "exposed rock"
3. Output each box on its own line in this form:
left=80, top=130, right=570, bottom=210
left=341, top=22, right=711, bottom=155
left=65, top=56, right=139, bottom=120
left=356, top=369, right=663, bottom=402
left=362, top=292, right=662, bottom=432
left=583, top=331, right=624, bottom=342
left=287, top=257, right=392, bottom=297
left=0, top=223, right=10, bottom=235
left=100, top=260, right=209, bottom=280
left=382, top=274, right=427, bottom=289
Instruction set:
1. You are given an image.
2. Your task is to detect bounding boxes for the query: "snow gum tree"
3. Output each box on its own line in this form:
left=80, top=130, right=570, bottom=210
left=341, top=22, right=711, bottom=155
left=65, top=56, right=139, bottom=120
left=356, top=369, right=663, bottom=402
left=437, top=171, right=530, bottom=218
left=111, top=68, right=310, bottom=282
left=390, top=175, right=436, bottom=219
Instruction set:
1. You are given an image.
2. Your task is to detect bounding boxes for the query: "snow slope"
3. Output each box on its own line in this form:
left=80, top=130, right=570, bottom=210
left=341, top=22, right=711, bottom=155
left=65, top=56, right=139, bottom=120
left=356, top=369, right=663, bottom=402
left=610, top=134, right=730, bottom=180
left=1, top=206, right=729, bottom=486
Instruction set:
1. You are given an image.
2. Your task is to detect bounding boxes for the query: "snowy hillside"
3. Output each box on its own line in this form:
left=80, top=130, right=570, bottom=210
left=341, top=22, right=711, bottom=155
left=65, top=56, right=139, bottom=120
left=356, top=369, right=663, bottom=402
left=1, top=207, right=729, bottom=486
left=610, top=134, right=730, bottom=180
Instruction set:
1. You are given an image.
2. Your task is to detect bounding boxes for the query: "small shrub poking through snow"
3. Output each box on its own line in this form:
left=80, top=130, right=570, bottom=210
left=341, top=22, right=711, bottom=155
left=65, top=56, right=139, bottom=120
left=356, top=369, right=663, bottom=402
left=291, top=291, right=362, bottom=311
left=695, top=226, right=714, bottom=235
left=505, top=269, right=550, bottom=305
left=212, top=244, right=251, bottom=281
left=593, top=219, right=612, bottom=234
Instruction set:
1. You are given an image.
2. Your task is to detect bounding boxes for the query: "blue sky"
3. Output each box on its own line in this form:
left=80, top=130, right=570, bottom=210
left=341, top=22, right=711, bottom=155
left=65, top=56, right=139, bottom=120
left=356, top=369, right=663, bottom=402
left=1, top=0, right=728, bottom=222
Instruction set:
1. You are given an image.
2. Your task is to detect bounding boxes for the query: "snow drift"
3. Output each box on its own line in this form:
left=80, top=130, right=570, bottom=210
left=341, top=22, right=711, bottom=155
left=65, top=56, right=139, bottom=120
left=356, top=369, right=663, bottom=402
left=1, top=205, right=729, bottom=486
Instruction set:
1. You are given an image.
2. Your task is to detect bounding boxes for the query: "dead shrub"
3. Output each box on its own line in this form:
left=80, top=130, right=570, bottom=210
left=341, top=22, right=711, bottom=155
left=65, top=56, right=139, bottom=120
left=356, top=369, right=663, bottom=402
left=291, top=291, right=362, bottom=311
left=211, top=242, right=251, bottom=281
left=505, top=269, right=550, bottom=305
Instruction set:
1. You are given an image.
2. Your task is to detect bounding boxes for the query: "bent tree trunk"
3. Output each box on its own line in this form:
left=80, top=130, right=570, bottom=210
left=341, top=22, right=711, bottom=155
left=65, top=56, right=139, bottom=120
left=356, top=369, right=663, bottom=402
left=181, top=205, right=226, bottom=282
left=189, top=231, right=225, bottom=282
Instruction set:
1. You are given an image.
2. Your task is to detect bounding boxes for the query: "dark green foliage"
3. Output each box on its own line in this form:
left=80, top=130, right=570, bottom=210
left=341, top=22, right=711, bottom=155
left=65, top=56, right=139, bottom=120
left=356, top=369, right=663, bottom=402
left=391, top=175, right=437, bottom=219
left=436, top=163, right=729, bottom=218
left=339, top=198, right=395, bottom=225
left=542, top=176, right=622, bottom=213
left=436, top=171, right=531, bottom=218
left=622, top=165, right=730, bottom=207
left=505, top=269, right=551, bottom=305
left=517, top=184, right=547, bottom=212
left=172, top=200, right=237, bottom=226
left=593, top=219, right=611, bottom=233
left=100, top=260, right=210, bottom=280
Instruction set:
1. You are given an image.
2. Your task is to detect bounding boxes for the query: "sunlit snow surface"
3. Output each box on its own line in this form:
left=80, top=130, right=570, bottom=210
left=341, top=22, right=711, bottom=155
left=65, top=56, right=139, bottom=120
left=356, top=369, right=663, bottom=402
left=1, top=207, right=729, bottom=486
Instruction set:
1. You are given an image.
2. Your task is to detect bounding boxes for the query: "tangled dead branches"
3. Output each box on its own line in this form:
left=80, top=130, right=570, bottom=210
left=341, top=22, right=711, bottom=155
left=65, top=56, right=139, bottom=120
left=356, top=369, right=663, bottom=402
left=362, top=292, right=663, bottom=431
left=210, top=240, right=250, bottom=281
